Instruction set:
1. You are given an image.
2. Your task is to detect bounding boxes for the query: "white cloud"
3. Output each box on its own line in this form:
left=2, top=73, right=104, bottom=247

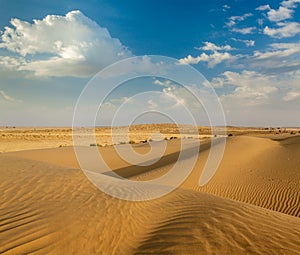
left=212, top=70, right=300, bottom=102
left=264, top=22, right=300, bottom=38
left=211, top=70, right=275, bottom=88
left=154, top=79, right=172, bottom=86
left=179, top=51, right=233, bottom=67
left=261, top=1, right=300, bottom=23
left=0, top=90, right=19, bottom=102
left=257, top=18, right=264, bottom=26
left=256, top=5, right=271, bottom=11
left=209, top=69, right=300, bottom=125
left=198, top=41, right=233, bottom=51
left=254, top=41, right=300, bottom=59
left=231, top=26, right=256, bottom=34
left=153, top=79, right=205, bottom=110
left=283, top=91, right=300, bottom=101
left=0, top=10, right=132, bottom=77
left=147, top=99, right=158, bottom=110
left=0, top=56, right=26, bottom=70
left=249, top=42, right=300, bottom=74
left=226, top=13, right=253, bottom=27
left=281, top=0, right=300, bottom=8
left=232, top=38, right=255, bottom=47
left=267, top=6, right=294, bottom=22
left=244, top=40, right=255, bottom=47
left=222, top=5, right=231, bottom=12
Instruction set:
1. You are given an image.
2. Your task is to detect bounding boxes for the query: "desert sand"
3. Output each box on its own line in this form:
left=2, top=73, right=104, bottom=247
left=0, top=125, right=300, bottom=254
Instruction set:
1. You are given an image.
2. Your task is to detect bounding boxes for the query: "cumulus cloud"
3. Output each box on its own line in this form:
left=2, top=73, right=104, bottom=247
left=257, top=0, right=300, bottom=22
left=263, top=22, right=300, bottom=38
left=267, top=6, right=294, bottom=22
left=179, top=51, right=233, bottom=67
left=197, top=42, right=233, bottom=51
left=0, top=10, right=132, bottom=77
left=281, top=0, right=300, bottom=8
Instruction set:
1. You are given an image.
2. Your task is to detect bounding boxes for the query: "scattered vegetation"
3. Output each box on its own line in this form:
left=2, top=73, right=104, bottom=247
left=90, top=143, right=102, bottom=147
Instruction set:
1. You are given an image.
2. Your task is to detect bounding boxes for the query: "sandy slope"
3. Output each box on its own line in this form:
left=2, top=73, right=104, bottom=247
left=1, top=133, right=300, bottom=254
left=183, top=135, right=300, bottom=217
left=0, top=154, right=300, bottom=255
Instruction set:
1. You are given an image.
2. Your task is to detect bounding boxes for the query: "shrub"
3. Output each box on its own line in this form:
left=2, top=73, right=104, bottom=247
left=129, top=140, right=135, bottom=144
left=90, top=143, right=97, bottom=146
left=228, top=134, right=233, bottom=137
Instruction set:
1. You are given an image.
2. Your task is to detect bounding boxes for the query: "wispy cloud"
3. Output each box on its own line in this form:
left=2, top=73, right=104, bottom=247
left=254, top=42, right=300, bottom=59
left=0, top=90, right=20, bottom=102
left=255, top=5, right=271, bottom=11
left=225, top=13, right=253, bottom=27
left=232, top=38, right=255, bottom=47
left=231, top=26, right=256, bottom=34
left=222, top=5, right=231, bottom=12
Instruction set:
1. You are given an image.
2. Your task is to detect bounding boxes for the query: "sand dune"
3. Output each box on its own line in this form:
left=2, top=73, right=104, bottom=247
left=1, top=154, right=300, bottom=254
left=185, top=135, right=300, bottom=217
left=1, top=128, right=300, bottom=254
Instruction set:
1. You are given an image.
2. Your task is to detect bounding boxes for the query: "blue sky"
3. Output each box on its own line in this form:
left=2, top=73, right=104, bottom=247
left=0, top=0, right=300, bottom=126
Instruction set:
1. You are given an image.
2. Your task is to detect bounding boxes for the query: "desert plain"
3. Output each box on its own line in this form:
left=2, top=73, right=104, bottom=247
left=0, top=124, right=300, bottom=254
